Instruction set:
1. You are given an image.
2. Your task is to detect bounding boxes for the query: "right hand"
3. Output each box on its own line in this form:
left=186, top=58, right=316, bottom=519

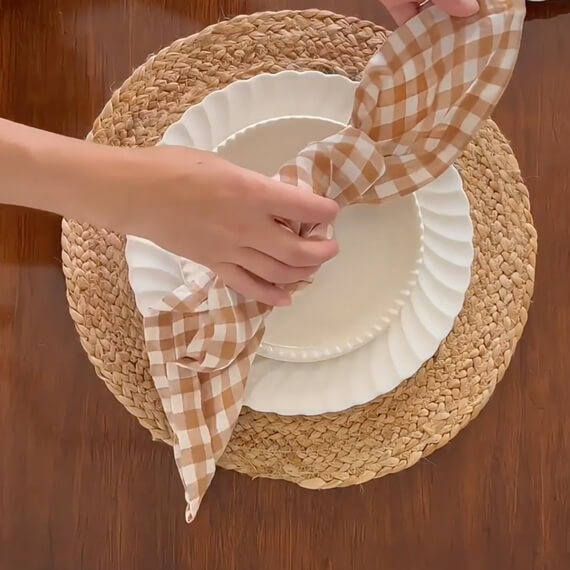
left=381, top=0, right=480, bottom=25
left=113, top=146, right=340, bottom=306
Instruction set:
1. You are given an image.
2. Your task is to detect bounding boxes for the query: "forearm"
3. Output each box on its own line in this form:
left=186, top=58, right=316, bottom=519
left=0, top=118, right=140, bottom=228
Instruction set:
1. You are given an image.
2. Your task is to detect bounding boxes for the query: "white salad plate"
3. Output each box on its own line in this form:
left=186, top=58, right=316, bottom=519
left=214, top=115, right=424, bottom=362
left=125, top=71, right=474, bottom=415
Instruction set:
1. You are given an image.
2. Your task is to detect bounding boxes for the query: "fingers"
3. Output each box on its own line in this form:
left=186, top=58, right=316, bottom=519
left=261, top=179, right=340, bottom=225
left=254, top=224, right=340, bottom=268
left=389, top=2, right=420, bottom=25
left=216, top=263, right=291, bottom=306
left=236, top=247, right=319, bottom=285
left=433, top=0, right=479, bottom=18
left=384, top=0, right=479, bottom=26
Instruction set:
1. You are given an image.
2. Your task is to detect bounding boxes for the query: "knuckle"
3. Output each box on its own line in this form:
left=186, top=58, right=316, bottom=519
left=298, top=265, right=319, bottom=279
left=254, top=282, right=279, bottom=305
left=298, top=241, right=322, bottom=264
left=266, top=267, right=286, bottom=283
left=307, top=197, right=339, bottom=223
left=273, top=266, right=297, bottom=284
left=281, top=247, right=303, bottom=267
left=279, top=246, right=298, bottom=267
left=321, top=199, right=340, bottom=221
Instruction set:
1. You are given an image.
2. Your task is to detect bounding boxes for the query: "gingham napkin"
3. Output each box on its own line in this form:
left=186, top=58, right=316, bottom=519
left=142, top=0, right=525, bottom=522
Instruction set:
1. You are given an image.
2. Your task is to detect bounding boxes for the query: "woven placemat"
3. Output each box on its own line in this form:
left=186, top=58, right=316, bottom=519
left=61, top=10, right=536, bottom=489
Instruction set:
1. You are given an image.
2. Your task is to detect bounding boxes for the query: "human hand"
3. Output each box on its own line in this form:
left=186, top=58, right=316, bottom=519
left=112, top=146, right=339, bottom=306
left=0, top=119, right=339, bottom=306
left=381, top=0, right=480, bottom=25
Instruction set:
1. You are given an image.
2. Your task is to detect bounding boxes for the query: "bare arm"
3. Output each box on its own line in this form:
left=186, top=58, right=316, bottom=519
left=0, top=119, right=146, bottom=230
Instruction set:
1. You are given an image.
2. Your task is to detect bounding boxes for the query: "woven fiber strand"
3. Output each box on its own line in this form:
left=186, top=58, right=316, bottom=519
left=61, top=10, right=536, bottom=489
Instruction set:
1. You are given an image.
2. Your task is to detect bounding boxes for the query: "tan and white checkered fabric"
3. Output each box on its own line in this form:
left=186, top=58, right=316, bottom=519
left=142, top=0, right=525, bottom=522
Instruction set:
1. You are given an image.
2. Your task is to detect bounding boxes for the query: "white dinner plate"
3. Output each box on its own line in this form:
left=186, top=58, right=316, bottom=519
left=125, top=71, right=474, bottom=415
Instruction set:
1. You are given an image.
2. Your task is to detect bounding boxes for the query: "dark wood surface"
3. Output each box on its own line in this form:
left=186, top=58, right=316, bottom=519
left=1, top=1, right=569, bottom=569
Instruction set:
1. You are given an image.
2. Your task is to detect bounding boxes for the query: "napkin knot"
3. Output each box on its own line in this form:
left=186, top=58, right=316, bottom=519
left=279, top=127, right=387, bottom=207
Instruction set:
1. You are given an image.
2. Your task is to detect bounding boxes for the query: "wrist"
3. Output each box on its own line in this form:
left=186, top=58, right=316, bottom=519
left=34, top=134, right=140, bottom=230
left=0, top=119, right=143, bottom=232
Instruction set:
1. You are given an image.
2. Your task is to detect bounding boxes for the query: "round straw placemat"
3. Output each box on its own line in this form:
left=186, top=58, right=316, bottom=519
left=61, top=10, right=537, bottom=489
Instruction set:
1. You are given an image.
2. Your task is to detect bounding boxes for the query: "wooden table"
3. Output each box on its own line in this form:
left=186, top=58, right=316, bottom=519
left=1, top=1, right=569, bottom=568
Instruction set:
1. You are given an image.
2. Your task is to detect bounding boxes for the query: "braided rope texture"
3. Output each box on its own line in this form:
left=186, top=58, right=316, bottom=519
left=61, top=10, right=537, bottom=489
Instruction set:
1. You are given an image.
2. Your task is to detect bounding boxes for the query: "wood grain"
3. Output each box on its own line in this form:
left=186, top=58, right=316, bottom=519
left=1, top=1, right=569, bottom=569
